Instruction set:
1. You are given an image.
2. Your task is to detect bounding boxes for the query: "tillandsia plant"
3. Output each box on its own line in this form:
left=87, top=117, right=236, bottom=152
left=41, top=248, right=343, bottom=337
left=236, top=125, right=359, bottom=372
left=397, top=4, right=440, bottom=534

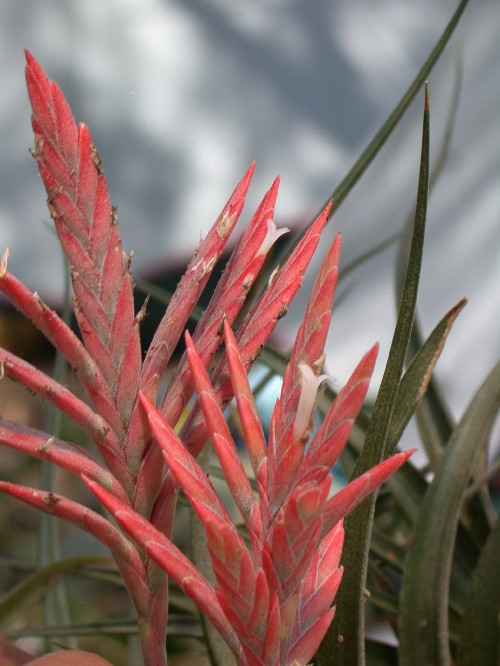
left=2, top=2, right=498, bottom=665
left=0, top=52, right=413, bottom=665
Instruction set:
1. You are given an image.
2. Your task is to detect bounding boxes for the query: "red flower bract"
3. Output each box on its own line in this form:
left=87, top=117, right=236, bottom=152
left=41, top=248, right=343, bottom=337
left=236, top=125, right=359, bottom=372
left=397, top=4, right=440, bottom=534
left=0, top=51, right=413, bottom=666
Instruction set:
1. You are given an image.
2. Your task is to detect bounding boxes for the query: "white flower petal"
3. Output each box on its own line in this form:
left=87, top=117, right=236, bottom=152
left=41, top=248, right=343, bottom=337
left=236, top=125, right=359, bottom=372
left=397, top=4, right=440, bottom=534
left=294, top=362, right=330, bottom=441
left=258, top=219, right=289, bottom=256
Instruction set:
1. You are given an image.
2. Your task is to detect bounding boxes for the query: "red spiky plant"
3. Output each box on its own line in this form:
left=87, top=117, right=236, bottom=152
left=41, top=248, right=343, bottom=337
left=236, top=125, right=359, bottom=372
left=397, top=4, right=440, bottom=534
left=0, top=52, right=412, bottom=665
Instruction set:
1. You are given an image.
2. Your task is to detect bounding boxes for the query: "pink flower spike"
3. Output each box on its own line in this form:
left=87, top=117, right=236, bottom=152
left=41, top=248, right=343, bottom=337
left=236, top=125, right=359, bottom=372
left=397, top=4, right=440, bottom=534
left=236, top=202, right=333, bottom=361
left=277, top=231, right=341, bottom=427
left=207, top=520, right=280, bottom=665
left=134, top=176, right=283, bottom=513
left=26, top=50, right=142, bottom=432
left=179, top=202, right=332, bottom=459
left=293, top=362, right=330, bottom=442
left=158, top=175, right=279, bottom=426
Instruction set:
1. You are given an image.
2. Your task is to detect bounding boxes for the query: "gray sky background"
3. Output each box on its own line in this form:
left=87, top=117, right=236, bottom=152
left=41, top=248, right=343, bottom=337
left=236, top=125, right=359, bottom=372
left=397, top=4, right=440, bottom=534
left=0, top=1, right=498, bottom=452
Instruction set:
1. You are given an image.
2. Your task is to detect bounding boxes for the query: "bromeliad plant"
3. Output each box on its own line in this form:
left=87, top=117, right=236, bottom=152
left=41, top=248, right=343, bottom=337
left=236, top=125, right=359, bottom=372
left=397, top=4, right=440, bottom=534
left=3, top=4, right=497, bottom=664
left=0, top=52, right=412, bottom=665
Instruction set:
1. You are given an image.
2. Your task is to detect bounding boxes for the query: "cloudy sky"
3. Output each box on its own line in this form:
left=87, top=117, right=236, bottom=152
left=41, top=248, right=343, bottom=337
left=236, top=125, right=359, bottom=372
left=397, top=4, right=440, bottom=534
left=0, top=1, right=498, bottom=449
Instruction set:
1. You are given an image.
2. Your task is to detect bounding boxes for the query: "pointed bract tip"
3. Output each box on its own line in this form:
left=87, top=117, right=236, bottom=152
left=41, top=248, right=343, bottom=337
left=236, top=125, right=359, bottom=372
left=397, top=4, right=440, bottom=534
left=24, top=50, right=43, bottom=76
left=310, top=200, right=332, bottom=235
left=222, top=318, right=236, bottom=345
left=138, top=391, right=155, bottom=414
left=323, top=199, right=333, bottom=219
left=81, top=473, right=116, bottom=516
left=387, top=448, right=415, bottom=470
left=184, top=329, right=197, bottom=353
left=80, top=473, right=95, bottom=492
left=239, top=161, right=256, bottom=191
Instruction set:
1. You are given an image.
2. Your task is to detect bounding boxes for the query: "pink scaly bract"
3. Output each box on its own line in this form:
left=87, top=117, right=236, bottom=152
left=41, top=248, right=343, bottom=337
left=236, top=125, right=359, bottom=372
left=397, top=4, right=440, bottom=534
left=0, top=52, right=415, bottom=666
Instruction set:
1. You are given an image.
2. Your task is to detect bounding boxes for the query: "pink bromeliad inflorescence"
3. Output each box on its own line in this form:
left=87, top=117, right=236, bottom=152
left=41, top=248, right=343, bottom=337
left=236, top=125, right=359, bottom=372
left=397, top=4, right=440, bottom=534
left=0, top=52, right=413, bottom=665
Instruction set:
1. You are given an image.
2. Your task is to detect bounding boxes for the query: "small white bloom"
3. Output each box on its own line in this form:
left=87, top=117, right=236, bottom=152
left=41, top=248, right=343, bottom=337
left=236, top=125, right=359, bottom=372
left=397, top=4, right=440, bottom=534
left=294, top=362, right=330, bottom=441
left=258, top=219, right=289, bottom=256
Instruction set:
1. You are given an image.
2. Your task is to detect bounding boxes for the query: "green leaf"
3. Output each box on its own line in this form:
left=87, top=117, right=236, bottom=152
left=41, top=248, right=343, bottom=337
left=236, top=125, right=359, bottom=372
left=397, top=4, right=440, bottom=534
left=395, top=58, right=463, bottom=471
left=387, top=298, right=466, bottom=454
left=317, top=83, right=430, bottom=666
left=399, top=360, right=500, bottom=665
left=457, top=516, right=500, bottom=666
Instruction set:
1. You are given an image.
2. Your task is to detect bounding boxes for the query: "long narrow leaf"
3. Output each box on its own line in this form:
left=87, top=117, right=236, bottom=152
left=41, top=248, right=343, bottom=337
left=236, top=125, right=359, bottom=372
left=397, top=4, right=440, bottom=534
left=396, top=59, right=464, bottom=469
left=318, top=85, right=430, bottom=666
left=387, top=298, right=466, bottom=454
left=399, top=360, right=500, bottom=665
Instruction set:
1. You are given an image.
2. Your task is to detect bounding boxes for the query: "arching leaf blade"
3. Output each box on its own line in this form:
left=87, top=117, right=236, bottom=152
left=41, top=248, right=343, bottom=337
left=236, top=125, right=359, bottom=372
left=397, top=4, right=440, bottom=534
left=399, top=360, right=500, bottom=665
left=387, top=298, right=466, bottom=454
